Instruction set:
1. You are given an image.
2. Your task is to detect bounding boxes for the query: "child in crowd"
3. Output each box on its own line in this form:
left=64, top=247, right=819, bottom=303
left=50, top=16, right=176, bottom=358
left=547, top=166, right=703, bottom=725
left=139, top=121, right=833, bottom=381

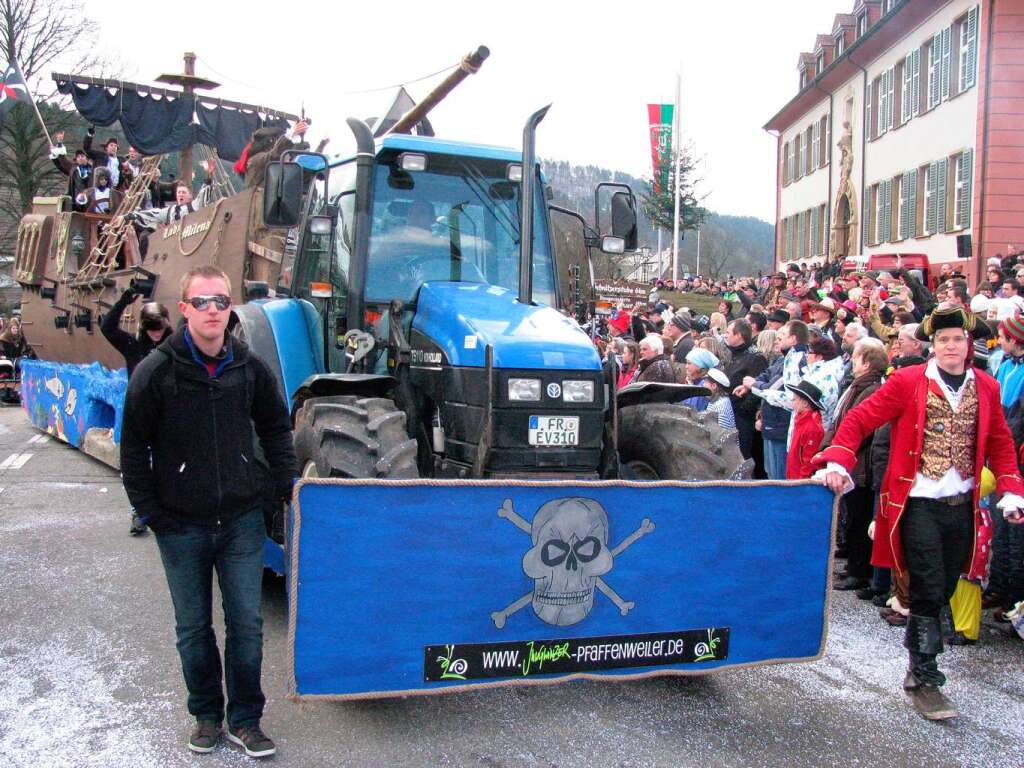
left=785, top=379, right=825, bottom=480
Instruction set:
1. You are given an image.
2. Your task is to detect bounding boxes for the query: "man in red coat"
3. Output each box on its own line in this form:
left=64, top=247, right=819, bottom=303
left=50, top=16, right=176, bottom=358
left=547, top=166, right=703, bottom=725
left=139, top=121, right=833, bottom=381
left=816, top=307, right=1024, bottom=721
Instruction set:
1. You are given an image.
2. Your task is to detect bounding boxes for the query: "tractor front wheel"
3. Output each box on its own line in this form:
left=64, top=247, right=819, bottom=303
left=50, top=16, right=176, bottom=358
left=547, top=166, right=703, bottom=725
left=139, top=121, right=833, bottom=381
left=293, top=396, right=420, bottom=480
left=617, top=403, right=753, bottom=481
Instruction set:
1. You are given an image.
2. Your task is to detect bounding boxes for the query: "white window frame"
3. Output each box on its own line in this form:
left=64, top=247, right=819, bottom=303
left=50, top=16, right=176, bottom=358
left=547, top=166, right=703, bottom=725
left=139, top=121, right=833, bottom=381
left=857, top=11, right=868, bottom=38
left=817, top=52, right=825, bottom=74
left=835, top=32, right=845, bottom=57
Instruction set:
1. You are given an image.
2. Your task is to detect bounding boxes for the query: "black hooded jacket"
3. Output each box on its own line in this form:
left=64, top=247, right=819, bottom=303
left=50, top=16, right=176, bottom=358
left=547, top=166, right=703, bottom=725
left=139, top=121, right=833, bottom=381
left=120, top=326, right=297, bottom=531
left=100, top=290, right=170, bottom=376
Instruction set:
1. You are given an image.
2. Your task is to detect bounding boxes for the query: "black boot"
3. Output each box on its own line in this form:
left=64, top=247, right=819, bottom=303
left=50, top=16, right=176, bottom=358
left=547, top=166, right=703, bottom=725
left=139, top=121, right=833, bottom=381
left=903, top=615, right=957, bottom=720
left=939, top=604, right=955, bottom=641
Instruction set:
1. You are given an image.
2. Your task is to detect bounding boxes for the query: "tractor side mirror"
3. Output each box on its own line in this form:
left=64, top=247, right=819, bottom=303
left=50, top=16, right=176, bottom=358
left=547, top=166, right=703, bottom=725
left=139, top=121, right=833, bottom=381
left=610, top=191, right=638, bottom=252
left=263, top=161, right=304, bottom=228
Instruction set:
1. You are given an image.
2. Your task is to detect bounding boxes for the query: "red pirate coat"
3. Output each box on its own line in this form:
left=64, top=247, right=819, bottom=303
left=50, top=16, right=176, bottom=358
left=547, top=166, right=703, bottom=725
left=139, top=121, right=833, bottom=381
left=812, top=363, right=1024, bottom=581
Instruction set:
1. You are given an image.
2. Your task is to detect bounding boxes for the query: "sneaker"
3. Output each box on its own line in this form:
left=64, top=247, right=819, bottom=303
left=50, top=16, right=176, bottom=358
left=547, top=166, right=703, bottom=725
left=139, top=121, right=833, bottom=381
left=227, top=724, right=276, bottom=758
left=189, top=720, right=221, bottom=753
left=129, top=512, right=148, bottom=536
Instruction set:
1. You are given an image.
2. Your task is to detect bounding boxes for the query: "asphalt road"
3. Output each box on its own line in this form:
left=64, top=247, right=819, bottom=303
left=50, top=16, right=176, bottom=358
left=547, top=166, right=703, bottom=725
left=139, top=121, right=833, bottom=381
left=1, top=404, right=1021, bottom=768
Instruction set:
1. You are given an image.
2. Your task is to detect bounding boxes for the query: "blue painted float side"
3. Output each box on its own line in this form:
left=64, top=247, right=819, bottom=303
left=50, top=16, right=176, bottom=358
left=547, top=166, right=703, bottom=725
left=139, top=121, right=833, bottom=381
left=19, top=359, right=127, bottom=447
left=414, top=282, right=601, bottom=370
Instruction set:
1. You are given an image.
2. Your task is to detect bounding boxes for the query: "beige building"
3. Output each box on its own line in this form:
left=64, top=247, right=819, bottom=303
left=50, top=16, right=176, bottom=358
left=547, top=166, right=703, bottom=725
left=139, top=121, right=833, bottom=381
left=764, top=0, right=1024, bottom=281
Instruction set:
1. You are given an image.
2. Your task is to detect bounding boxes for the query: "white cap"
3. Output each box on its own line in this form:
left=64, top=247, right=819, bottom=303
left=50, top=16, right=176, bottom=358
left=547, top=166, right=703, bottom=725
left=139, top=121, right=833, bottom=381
left=706, top=368, right=730, bottom=389
left=988, top=257, right=1003, bottom=268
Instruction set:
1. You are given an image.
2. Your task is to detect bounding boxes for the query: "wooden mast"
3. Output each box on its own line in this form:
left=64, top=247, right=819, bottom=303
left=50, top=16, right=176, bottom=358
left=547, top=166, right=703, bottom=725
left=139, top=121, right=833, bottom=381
left=155, top=52, right=220, bottom=189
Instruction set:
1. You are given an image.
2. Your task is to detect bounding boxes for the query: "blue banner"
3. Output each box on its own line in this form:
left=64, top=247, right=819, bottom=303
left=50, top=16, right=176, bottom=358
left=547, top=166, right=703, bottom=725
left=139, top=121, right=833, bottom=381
left=288, top=480, right=836, bottom=700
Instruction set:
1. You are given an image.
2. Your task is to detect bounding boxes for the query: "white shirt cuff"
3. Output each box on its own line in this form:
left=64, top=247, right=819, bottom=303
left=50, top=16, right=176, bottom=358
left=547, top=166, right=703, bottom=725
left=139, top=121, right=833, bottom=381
left=49, top=144, right=67, bottom=159
left=997, top=492, right=1024, bottom=519
left=811, top=462, right=855, bottom=495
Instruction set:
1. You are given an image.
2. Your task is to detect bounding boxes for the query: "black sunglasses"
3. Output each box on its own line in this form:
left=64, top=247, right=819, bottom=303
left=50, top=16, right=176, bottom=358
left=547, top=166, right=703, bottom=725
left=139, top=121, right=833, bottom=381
left=187, top=294, right=231, bottom=311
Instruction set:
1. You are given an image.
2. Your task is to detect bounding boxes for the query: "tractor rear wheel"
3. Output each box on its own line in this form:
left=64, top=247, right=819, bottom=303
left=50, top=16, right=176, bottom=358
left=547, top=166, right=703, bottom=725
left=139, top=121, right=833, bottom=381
left=617, top=403, right=753, bottom=481
left=294, top=396, right=420, bottom=479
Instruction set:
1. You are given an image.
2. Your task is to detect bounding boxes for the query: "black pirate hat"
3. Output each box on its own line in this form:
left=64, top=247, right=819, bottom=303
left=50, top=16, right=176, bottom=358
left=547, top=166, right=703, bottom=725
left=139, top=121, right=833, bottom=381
left=785, top=380, right=825, bottom=412
left=914, top=305, right=991, bottom=341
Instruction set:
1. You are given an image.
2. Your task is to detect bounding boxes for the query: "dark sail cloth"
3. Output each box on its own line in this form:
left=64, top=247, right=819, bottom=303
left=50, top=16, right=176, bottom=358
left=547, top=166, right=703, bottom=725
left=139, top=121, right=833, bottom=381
left=56, top=80, right=289, bottom=162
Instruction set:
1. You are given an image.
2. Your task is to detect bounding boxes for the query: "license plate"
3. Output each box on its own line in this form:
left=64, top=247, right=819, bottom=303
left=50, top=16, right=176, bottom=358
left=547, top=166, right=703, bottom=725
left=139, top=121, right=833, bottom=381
left=528, top=415, right=579, bottom=446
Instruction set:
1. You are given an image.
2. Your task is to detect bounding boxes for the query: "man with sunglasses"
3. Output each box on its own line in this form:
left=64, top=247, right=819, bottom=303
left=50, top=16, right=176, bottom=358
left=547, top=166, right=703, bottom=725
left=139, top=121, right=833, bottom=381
left=120, top=265, right=296, bottom=758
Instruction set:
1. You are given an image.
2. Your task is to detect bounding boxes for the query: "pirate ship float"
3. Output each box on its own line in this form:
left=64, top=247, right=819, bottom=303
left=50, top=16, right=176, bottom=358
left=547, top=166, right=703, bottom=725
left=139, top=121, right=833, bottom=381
left=12, top=49, right=485, bottom=464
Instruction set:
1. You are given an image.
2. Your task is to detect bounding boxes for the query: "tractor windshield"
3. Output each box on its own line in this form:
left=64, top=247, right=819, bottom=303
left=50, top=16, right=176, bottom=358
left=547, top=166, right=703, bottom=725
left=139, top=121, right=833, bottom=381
left=364, top=154, right=556, bottom=306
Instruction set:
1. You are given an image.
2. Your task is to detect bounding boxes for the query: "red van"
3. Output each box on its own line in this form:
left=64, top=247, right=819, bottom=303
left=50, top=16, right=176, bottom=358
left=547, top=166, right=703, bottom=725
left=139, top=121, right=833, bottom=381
left=839, top=254, right=969, bottom=291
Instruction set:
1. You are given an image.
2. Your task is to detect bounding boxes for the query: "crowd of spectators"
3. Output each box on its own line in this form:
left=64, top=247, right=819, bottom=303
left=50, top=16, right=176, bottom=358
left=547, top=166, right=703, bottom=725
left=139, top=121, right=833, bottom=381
left=595, top=253, right=1024, bottom=645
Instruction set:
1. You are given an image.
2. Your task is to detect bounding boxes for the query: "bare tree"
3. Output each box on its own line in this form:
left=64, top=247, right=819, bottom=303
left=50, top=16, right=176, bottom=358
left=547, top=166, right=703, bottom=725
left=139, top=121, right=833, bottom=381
left=0, top=0, right=111, bottom=250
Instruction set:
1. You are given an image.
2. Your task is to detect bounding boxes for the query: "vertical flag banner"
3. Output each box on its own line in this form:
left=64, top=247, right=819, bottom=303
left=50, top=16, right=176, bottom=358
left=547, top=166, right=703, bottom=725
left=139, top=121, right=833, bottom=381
left=0, top=59, right=33, bottom=122
left=647, top=103, right=674, bottom=194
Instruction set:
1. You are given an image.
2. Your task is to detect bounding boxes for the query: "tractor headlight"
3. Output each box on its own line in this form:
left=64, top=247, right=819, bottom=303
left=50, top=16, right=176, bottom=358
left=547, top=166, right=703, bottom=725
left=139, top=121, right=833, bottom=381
left=562, top=380, right=594, bottom=403
left=508, top=378, right=541, bottom=401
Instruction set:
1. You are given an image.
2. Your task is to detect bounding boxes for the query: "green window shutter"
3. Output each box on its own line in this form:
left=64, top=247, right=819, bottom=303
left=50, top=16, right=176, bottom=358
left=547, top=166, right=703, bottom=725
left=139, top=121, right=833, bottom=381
left=900, top=172, right=911, bottom=239
left=908, top=169, right=918, bottom=238
left=926, top=163, right=937, bottom=234
left=902, top=56, right=913, bottom=123
left=884, top=180, right=893, bottom=243
left=929, top=36, right=942, bottom=109
left=863, top=188, right=873, bottom=248
left=811, top=205, right=820, bottom=255
left=965, top=6, right=978, bottom=89
left=960, top=149, right=973, bottom=228
left=912, top=48, right=921, bottom=116
left=936, top=157, right=948, bottom=233
left=940, top=27, right=952, bottom=101
left=865, top=81, right=873, bottom=140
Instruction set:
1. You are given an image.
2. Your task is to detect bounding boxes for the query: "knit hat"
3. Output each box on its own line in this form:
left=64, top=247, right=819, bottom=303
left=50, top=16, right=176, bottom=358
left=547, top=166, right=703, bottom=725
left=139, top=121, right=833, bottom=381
left=670, top=314, right=691, bottom=333
left=1000, top=315, right=1024, bottom=345
left=988, top=257, right=1003, bottom=268
left=685, top=347, right=720, bottom=370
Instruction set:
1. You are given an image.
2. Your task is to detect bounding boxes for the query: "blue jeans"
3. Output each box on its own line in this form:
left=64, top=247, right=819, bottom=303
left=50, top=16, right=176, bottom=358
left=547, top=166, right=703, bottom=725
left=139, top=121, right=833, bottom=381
left=155, top=508, right=266, bottom=728
left=763, top=437, right=788, bottom=480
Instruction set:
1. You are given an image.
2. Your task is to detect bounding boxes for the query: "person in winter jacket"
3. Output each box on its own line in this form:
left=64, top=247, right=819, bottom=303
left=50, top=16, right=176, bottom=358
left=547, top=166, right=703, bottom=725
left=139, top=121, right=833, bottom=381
left=785, top=379, right=825, bottom=479
left=724, top=319, right=768, bottom=465
left=120, top=265, right=296, bottom=757
left=101, top=287, right=172, bottom=377
left=635, top=334, right=677, bottom=383
left=101, top=286, right=173, bottom=536
left=826, top=339, right=887, bottom=590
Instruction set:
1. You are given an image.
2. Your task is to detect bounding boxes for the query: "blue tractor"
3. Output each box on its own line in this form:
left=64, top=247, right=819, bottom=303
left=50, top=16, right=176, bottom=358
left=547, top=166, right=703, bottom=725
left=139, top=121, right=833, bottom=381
left=233, top=108, right=750, bottom=549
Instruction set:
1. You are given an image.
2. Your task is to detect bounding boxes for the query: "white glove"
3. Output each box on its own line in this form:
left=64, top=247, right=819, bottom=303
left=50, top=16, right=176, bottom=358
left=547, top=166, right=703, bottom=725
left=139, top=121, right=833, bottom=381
left=997, top=493, right=1024, bottom=522
left=49, top=144, right=67, bottom=160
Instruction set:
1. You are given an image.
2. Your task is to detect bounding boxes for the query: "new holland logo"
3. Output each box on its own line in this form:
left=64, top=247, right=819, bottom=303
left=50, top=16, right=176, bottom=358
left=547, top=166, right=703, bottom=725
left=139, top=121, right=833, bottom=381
left=546, top=382, right=561, bottom=399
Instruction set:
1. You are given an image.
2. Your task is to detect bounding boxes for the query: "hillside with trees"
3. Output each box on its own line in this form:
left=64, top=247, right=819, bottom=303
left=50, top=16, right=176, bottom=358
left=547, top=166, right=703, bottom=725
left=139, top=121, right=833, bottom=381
left=542, top=159, right=775, bottom=280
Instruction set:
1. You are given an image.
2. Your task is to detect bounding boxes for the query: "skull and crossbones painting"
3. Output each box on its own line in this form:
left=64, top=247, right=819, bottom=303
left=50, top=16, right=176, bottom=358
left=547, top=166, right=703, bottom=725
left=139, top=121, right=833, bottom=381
left=490, top=497, right=655, bottom=629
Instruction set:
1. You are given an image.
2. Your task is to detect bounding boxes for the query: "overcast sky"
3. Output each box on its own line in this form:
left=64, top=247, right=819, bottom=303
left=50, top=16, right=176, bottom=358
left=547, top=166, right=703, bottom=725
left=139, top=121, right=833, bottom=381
left=76, top=0, right=840, bottom=222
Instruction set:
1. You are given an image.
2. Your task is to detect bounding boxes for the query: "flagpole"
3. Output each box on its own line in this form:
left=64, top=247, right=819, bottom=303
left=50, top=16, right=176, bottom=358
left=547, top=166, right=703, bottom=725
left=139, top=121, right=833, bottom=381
left=670, top=72, right=682, bottom=284
left=14, top=60, right=54, bottom=147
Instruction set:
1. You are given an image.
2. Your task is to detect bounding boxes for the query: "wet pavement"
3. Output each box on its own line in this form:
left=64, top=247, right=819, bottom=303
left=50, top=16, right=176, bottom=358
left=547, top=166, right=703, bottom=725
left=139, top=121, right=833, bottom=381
left=1, top=404, right=1021, bottom=768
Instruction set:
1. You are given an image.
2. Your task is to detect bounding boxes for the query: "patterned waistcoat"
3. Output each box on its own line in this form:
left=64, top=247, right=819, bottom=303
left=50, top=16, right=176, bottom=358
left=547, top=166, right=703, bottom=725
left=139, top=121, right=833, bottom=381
left=920, top=379, right=978, bottom=481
